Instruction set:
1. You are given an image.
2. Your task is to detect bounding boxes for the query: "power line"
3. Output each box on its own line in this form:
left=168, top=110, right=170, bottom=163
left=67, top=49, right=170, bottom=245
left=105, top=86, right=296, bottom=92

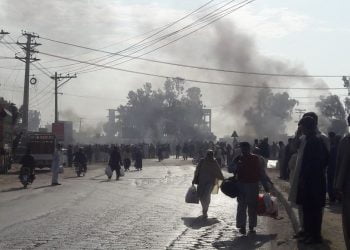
left=1, top=85, right=127, bottom=102
left=1, top=1, right=245, bottom=74
left=38, top=0, right=220, bottom=73
left=39, top=35, right=346, bottom=78
left=38, top=20, right=191, bottom=65
left=0, top=56, right=15, bottom=59
left=32, top=63, right=51, bottom=78
left=39, top=0, right=244, bottom=74
left=72, top=0, right=249, bottom=75
left=39, top=51, right=346, bottom=91
left=61, top=92, right=127, bottom=101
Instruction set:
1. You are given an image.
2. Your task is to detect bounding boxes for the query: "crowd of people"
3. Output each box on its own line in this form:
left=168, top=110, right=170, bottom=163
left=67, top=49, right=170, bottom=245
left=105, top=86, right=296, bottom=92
left=283, top=112, right=349, bottom=248
left=17, top=111, right=350, bottom=248
left=191, top=140, right=272, bottom=234
left=189, top=111, right=349, bottom=247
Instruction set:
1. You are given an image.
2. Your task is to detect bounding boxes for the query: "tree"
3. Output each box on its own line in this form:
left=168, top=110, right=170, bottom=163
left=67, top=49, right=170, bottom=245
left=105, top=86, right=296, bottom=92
left=0, top=97, right=20, bottom=126
left=315, top=95, right=347, bottom=134
left=344, top=97, right=350, bottom=115
left=243, top=88, right=297, bottom=138
left=115, top=79, right=214, bottom=142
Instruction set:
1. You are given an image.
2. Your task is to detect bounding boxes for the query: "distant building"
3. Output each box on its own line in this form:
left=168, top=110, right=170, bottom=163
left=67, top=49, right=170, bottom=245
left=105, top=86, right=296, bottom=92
left=202, top=109, right=212, bottom=132
left=52, top=121, right=73, bottom=146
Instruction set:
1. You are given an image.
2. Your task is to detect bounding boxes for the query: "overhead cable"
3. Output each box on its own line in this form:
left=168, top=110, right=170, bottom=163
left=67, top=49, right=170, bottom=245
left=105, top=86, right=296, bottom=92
left=39, top=51, right=346, bottom=91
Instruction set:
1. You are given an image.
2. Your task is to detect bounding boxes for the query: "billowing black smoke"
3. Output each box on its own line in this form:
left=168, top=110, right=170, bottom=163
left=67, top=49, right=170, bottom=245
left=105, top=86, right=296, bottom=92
left=207, top=22, right=328, bottom=138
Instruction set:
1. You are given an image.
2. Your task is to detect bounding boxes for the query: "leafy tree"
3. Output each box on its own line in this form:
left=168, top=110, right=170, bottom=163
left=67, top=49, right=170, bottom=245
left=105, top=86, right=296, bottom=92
left=344, top=97, right=350, bottom=115
left=113, top=79, right=214, bottom=142
left=315, top=95, right=347, bottom=134
left=244, top=88, right=297, bottom=138
left=0, top=97, right=20, bottom=126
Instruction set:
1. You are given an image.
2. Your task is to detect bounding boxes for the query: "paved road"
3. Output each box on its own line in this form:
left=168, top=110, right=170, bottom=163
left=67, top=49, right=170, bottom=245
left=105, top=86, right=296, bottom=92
left=0, top=159, right=296, bottom=249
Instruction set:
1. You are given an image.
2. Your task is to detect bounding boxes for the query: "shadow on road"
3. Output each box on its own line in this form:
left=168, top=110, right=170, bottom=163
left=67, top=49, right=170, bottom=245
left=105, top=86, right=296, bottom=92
left=181, top=216, right=220, bottom=229
left=326, top=204, right=342, bottom=215
left=99, top=179, right=113, bottom=183
left=2, top=170, right=20, bottom=175
left=1, top=186, right=25, bottom=192
left=64, top=176, right=81, bottom=179
left=212, top=233, right=277, bottom=249
left=89, top=174, right=106, bottom=181
left=297, top=239, right=331, bottom=250
left=34, top=185, right=54, bottom=190
left=34, top=169, right=51, bottom=174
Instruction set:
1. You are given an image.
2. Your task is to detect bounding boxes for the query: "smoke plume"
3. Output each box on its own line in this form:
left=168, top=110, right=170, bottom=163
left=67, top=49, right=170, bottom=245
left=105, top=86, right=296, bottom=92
left=204, top=22, right=328, bottom=138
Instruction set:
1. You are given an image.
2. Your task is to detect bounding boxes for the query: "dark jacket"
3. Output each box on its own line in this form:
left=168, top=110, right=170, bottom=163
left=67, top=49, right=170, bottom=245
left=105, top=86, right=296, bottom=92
left=73, top=152, right=87, bottom=165
left=135, top=149, right=143, bottom=169
left=296, top=134, right=329, bottom=207
left=235, top=153, right=261, bottom=183
left=20, top=154, right=36, bottom=174
left=335, top=134, right=350, bottom=193
left=109, top=150, right=122, bottom=169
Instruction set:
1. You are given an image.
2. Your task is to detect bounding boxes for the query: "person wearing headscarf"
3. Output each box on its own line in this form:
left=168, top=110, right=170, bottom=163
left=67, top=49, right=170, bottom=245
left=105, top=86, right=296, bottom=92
left=192, top=150, right=224, bottom=219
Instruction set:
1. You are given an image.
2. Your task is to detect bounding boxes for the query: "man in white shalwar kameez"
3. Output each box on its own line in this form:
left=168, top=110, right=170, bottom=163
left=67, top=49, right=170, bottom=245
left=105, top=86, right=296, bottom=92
left=51, top=144, right=62, bottom=186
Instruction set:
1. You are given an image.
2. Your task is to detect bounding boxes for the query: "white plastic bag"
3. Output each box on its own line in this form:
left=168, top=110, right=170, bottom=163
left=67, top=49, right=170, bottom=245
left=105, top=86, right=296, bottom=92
left=58, top=165, right=64, bottom=174
left=212, top=179, right=223, bottom=194
left=120, top=167, right=125, bottom=177
left=105, top=165, right=112, bottom=178
left=263, top=193, right=278, bottom=217
left=185, top=185, right=199, bottom=204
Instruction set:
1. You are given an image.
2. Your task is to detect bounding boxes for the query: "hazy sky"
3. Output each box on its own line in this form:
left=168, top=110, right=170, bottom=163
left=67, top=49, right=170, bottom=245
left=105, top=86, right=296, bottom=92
left=0, top=0, right=349, bottom=137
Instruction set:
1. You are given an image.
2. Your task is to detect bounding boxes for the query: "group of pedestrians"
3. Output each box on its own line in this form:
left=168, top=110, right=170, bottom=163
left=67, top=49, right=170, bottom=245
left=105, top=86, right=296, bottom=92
left=192, top=141, right=272, bottom=234
left=97, top=144, right=144, bottom=180
left=18, top=143, right=145, bottom=186
left=190, top=111, right=350, bottom=247
left=176, top=141, right=235, bottom=168
left=277, top=111, right=350, bottom=247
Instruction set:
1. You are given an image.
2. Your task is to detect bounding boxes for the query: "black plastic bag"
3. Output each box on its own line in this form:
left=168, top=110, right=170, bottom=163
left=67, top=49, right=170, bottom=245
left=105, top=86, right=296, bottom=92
left=220, top=177, right=239, bottom=198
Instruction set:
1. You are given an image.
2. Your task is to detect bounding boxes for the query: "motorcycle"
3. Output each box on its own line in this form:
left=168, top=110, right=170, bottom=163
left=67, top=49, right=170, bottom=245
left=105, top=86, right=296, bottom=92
left=74, top=162, right=86, bottom=177
left=19, top=167, right=35, bottom=188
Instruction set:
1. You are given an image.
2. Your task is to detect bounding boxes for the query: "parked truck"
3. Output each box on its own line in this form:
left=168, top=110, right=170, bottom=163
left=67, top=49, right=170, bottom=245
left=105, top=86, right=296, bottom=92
left=15, top=132, right=56, bottom=169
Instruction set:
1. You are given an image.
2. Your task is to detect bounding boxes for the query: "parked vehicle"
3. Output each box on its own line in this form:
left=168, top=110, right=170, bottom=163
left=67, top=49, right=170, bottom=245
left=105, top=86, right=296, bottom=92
left=15, top=132, right=56, bottom=169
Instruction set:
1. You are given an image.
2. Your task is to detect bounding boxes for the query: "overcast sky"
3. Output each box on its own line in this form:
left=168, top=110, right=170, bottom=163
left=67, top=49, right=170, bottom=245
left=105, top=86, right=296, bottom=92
left=1, top=0, right=349, bottom=137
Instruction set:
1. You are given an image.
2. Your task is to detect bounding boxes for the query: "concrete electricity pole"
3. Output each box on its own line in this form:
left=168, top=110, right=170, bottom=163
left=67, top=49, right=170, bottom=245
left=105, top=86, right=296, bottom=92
left=50, top=72, right=77, bottom=122
left=15, top=31, right=41, bottom=130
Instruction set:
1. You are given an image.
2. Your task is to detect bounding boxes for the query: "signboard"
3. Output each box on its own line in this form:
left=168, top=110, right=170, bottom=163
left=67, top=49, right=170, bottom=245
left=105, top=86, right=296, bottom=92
left=52, top=122, right=64, bottom=141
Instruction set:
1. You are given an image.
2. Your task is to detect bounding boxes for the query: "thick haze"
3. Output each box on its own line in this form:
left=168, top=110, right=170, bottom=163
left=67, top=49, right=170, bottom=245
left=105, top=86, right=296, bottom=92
left=0, top=0, right=348, bottom=137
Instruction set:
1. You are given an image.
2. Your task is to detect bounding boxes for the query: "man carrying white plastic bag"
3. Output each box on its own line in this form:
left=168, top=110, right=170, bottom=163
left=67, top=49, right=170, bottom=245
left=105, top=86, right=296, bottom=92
left=191, top=150, right=224, bottom=219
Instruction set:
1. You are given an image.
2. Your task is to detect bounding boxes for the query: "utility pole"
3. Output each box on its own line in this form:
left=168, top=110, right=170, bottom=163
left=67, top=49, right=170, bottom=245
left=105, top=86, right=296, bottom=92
left=294, top=108, right=306, bottom=123
left=15, top=31, right=41, bottom=130
left=50, top=72, right=77, bottom=122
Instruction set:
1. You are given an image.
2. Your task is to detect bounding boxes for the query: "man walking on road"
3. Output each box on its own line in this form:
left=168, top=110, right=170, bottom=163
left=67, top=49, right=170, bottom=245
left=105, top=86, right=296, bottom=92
left=51, top=144, right=62, bottom=186
left=108, top=146, right=123, bottom=180
left=192, top=150, right=224, bottom=219
left=335, top=114, right=350, bottom=249
left=296, top=116, right=328, bottom=245
left=235, top=142, right=268, bottom=235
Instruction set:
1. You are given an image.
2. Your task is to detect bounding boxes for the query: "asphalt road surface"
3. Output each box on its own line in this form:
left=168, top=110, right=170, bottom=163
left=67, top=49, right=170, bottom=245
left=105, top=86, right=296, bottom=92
left=0, top=158, right=296, bottom=249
